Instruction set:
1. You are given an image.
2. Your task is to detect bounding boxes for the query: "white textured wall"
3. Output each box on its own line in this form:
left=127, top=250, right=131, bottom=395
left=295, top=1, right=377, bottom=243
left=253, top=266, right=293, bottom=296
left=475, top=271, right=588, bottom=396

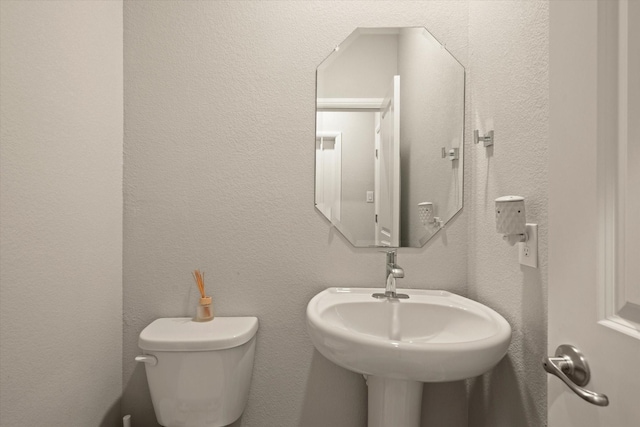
left=466, top=1, right=548, bottom=426
left=0, top=2, right=123, bottom=426
left=123, top=2, right=468, bottom=426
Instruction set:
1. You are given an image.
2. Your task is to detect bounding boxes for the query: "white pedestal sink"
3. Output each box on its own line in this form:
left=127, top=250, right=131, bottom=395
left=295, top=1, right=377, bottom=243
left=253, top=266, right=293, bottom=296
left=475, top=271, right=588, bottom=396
left=306, top=287, right=511, bottom=427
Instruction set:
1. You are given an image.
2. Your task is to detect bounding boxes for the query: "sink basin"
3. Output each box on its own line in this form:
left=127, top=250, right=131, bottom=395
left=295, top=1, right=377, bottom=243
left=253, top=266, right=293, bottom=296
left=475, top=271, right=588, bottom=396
left=306, top=287, right=511, bottom=383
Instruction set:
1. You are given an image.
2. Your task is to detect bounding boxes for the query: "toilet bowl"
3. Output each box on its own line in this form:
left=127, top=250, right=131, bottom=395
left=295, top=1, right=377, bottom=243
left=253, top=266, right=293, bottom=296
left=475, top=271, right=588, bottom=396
left=137, top=317, right=258, bottom=427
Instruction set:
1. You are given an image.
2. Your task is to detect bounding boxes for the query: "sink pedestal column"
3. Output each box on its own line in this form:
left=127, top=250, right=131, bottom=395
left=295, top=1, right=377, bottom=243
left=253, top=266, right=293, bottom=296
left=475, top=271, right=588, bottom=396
left=366, top=376, right=423, bottom=427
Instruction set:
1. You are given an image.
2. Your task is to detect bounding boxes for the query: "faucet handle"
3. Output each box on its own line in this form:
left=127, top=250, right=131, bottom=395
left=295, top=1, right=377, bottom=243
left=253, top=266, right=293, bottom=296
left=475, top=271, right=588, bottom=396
left=380, top=249, right=398, bottom=264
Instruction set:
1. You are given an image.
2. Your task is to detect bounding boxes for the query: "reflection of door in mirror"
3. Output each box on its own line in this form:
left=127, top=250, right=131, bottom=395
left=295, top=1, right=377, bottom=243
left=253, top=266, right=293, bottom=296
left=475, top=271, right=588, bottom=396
left=375, top=75, right=400, bottom=247
left=315, top=133, right=342, bottom=222
left=316, top=109, right=377, bottom=246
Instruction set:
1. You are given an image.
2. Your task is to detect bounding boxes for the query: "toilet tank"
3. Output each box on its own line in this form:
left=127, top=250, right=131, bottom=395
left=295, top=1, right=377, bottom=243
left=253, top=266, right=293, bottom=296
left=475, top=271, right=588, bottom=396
left=138, top=317, right=259, bottom=427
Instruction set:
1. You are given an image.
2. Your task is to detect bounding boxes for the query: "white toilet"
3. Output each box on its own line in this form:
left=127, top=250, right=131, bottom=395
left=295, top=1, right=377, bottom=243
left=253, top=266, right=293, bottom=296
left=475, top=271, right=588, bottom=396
left=136, top=316, right=258, bottom=427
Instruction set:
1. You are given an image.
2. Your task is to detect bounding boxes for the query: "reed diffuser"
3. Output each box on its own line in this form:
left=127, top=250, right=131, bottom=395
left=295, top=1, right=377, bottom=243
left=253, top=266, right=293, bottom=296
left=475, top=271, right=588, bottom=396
left=193, top=269, right=214, bottom=322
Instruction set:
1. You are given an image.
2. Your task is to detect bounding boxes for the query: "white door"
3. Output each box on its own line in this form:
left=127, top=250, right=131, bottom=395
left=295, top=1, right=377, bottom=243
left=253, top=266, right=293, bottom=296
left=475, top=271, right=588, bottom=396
left=375, top=75, right=400, bottom=247
left=549, top=1, right=640, bottom=425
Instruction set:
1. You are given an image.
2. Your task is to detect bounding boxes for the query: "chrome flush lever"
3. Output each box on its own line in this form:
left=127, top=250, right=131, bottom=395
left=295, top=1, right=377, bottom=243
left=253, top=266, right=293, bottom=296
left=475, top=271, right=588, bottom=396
left=543, top=344, right=609, bottom=407
left=135, top=355, right=157, bottom=366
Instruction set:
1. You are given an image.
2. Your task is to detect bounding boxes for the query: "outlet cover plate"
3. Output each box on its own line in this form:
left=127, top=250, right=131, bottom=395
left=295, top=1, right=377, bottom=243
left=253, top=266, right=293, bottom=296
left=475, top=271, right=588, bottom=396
left=366, top=191, right=374, bottom=203
left=519, top=223, right=538, bottom=268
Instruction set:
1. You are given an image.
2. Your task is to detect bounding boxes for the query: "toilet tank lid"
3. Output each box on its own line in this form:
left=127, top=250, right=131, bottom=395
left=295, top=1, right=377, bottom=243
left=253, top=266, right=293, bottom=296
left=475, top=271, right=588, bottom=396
left=138, top=317, right=258, bottom=351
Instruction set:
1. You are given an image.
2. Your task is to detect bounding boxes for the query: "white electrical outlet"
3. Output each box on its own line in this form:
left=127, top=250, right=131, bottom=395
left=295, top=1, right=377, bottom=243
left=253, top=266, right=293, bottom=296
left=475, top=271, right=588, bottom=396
left=366, top=191, right=374, bottom=203
left=519, top=223, right=538, bottom=268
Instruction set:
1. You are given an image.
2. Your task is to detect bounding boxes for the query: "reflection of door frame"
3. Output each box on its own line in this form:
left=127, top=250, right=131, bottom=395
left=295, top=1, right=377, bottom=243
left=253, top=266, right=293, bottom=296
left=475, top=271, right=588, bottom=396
left=317, top=98, right=386, bottom=244
left=374, top=112, right=381, bottom=245
left=317, top=94, right=400, bottom=247
left=375, top=76, right=401, bottom=247
left=317, top=98, right=384, bottom=111
left=315, top=132, right=342, bottom=222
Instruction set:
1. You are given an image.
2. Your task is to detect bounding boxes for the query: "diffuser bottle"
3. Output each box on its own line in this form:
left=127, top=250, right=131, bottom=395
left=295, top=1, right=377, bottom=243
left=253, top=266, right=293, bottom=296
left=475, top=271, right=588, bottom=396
left=196, top=296, right=214, bottom=322
left=193, top=270, right=214, bottom=322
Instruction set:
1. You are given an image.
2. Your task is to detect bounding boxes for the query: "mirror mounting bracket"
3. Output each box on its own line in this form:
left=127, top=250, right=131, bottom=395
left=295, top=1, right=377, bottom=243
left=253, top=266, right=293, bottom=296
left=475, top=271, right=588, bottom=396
left=474, top=130, right=494, bottom=147
left=441, top=147, right=459, bottom=161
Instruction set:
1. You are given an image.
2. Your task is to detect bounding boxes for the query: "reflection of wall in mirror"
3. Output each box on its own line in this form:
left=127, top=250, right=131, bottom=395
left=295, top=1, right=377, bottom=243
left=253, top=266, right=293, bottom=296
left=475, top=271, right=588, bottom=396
left=398, top=28, right=465, bottom=247
left=317, top=33, right=397, bottom=99
left=317, top=111, right=376, bottom=245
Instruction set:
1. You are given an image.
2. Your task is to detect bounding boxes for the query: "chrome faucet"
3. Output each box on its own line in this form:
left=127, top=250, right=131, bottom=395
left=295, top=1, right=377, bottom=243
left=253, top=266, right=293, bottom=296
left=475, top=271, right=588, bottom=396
left=385, top=250, right=405, bottom=280
left=372, top=250, right=409, bottom=299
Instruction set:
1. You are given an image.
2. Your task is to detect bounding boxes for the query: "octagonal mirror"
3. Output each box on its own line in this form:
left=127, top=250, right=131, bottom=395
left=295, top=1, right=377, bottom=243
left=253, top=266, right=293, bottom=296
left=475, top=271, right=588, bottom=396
left=315, top=27, right=465, bottom=247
